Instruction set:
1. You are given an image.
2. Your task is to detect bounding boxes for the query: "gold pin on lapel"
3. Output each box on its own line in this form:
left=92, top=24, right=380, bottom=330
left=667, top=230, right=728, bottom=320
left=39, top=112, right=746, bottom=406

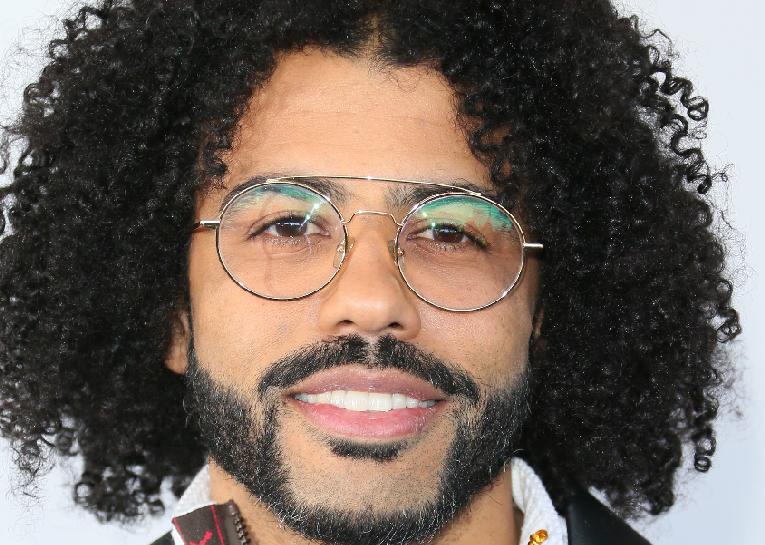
left=527, top=529, right=548, bottom=545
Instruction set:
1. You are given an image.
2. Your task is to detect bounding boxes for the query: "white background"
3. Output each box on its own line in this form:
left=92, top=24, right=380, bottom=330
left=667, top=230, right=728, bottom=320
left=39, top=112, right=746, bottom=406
left=1, top=1, right=762, bottom=543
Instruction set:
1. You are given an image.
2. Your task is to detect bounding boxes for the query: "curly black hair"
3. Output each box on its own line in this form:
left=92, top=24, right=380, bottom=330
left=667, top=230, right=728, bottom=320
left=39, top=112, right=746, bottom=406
left=0, top=0, right=741, bottom=525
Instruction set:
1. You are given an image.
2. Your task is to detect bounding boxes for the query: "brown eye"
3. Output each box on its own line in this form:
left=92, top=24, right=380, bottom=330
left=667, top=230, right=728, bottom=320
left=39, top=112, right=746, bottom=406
left=408, top=222, right=487, bottom=249
left=429, top=225, right=466, bottom=244
left=250, top=215, right=325, bottom=239
left=273, top=219, right=309, bottom=237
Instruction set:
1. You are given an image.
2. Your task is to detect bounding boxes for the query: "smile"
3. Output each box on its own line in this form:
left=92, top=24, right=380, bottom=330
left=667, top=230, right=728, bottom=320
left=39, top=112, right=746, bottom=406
left=287, top=366, right=448, bottom=440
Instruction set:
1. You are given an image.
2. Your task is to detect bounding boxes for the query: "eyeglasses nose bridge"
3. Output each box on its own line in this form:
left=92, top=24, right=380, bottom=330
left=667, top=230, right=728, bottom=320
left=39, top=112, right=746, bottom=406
left=342, top=209, right=403, bottom=227
left=332, top=236, right=403, bottom=270
left=332, top=209, right=404, bottom=269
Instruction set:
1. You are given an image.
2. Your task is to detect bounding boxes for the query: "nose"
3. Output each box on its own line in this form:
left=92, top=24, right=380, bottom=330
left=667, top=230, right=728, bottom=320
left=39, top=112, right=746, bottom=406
left=317, top=218, right=421, bottom=339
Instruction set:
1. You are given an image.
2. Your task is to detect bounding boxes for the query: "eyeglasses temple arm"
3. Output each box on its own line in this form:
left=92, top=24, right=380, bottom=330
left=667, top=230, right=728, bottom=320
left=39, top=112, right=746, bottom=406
left=191, top=220, right=220, bottom=233
left=523, top=242, right=544, bottom=251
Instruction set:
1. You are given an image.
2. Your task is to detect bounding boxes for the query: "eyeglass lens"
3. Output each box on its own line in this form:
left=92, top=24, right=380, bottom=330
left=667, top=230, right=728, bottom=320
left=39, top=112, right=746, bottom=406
left=217, top=183, right=524, bottom=310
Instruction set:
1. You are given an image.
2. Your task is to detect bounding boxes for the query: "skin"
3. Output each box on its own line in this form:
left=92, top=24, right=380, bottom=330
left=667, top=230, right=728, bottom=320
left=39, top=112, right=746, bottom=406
left=166, top=47, right=542, bottom=545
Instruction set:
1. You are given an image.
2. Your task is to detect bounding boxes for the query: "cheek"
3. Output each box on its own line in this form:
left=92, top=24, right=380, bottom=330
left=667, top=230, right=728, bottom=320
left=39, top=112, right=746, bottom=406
left=188, top=236, right=239, bottom=338
left=420, top=304, right=533, bottom=382
left=187, top=237, right=309, bottom=380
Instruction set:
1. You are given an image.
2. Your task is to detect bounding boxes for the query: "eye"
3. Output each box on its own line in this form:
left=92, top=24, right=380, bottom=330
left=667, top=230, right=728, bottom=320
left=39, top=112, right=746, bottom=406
left=248, top=213, right=328, bottom=240
left=411, top=222, right=488, bottom=249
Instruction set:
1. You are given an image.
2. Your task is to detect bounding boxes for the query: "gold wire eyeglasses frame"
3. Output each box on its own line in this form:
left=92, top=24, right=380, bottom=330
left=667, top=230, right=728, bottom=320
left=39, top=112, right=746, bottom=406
left=192, top=175, right=544, bottom=312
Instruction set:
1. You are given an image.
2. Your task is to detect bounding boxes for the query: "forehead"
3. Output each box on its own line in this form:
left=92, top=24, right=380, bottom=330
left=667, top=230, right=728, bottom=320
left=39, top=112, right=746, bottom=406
left=205, top=48, right=494, bottom=214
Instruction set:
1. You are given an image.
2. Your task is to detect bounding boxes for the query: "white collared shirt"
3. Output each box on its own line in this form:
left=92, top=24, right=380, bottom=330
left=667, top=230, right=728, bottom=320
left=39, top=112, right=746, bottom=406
left=171, top=457, right=567, bottom=545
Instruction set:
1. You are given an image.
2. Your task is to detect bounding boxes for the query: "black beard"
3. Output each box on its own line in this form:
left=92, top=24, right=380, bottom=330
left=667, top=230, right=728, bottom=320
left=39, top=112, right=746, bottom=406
left=184, top=333, right=529, bottom=545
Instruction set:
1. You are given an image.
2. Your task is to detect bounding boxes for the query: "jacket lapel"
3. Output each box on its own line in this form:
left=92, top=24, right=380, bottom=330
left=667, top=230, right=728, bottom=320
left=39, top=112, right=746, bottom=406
left=564, top=490, right=652, bottom=545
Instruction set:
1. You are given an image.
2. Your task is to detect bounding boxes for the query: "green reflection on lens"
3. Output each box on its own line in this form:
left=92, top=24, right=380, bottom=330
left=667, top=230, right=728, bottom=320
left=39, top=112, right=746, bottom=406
left=232, top=184, right=326, bottom=209
left=416, top=195, right=514, bottom=232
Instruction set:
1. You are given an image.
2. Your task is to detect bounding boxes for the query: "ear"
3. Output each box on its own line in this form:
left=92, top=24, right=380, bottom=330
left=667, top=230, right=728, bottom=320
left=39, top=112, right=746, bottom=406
left=531, top=303, right=544, bottom=343
left=165, top=307, right=191, bottom=375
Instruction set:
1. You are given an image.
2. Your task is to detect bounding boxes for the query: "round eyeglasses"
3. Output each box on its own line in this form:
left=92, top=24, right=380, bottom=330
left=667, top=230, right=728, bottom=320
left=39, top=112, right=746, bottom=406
left=192, top=175, right=543, bottom=312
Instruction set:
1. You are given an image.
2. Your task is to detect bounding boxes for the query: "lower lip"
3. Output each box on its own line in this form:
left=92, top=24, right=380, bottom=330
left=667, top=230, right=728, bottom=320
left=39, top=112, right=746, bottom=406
left=288, top=397, right=443, bottom=439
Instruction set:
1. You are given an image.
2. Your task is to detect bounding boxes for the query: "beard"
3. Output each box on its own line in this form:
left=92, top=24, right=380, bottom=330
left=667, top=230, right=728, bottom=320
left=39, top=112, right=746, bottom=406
left=183, top=333, right=529, bottom=545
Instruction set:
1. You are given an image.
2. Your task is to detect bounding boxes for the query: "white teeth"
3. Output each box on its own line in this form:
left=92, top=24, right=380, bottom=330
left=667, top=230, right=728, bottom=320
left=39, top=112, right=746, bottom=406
left=330, top=390, right=346, bottom=406
left=294, top=390, right=437, bottom=412
left=368, top=392, right=393, bottom=411
left=391, top=393, right=407, bottom=409
left=344, top=391, right=367, bottom=411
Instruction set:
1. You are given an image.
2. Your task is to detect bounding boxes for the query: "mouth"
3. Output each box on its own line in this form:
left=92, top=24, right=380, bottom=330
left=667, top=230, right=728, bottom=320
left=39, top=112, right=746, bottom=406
left=286, top=365, right=448, bottom=440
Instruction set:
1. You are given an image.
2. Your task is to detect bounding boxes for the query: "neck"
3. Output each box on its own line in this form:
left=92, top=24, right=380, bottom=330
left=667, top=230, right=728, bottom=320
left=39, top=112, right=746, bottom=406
left=208, top=458, right=522, bottom=545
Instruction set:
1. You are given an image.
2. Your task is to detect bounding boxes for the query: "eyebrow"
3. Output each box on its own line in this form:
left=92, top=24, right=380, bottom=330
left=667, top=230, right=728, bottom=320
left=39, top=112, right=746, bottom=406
left=217, top=173, right=500, bottom=213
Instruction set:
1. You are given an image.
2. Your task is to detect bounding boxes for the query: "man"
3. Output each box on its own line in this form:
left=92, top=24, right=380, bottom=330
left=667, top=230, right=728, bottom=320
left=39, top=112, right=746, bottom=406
left=0, top=1, right=741, bottom=545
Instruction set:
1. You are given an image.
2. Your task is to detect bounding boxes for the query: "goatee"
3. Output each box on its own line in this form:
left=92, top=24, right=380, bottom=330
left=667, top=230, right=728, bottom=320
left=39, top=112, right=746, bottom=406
left=184, top=333, right=529, bottom=545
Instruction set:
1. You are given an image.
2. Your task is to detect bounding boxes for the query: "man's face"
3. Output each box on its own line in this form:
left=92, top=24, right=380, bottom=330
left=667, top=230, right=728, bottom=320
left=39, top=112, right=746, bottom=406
left=170, top=48, right=541, bottom=544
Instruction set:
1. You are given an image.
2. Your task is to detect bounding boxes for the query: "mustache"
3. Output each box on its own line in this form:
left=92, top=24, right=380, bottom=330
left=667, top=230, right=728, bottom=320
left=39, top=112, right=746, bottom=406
left=256, top=334, right=480, bottom=406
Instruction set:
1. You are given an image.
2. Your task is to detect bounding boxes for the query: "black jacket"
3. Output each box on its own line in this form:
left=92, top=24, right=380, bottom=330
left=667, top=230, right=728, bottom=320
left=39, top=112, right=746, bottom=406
left=149, top=490, right=652, bottom=545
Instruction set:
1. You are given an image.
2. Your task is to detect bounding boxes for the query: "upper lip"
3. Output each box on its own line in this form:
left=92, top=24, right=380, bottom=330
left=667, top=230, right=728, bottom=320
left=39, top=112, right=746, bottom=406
left=287, top=365, right=448, bottom=401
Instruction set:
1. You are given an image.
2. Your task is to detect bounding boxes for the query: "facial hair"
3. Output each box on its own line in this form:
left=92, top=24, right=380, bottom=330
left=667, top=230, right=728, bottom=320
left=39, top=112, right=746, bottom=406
left=184, top=333, right=529, bottom=545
